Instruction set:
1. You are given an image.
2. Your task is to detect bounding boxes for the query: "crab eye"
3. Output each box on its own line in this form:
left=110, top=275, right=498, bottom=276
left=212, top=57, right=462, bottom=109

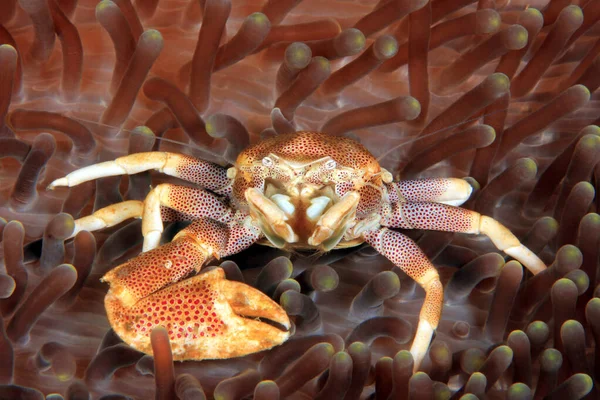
left=262, top=157, right=274, bottom=167
left=324, top=160, right=337, bottom=170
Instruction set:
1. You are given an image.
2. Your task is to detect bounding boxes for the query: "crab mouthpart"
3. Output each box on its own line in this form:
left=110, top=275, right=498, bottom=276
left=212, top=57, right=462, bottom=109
left=308, top=191, right=360, bottom=249
left=245, top=188, right=299, bottom=247
left=105, top=268, right=291, bottom=360
left=246, top=186, right=361, bottom=250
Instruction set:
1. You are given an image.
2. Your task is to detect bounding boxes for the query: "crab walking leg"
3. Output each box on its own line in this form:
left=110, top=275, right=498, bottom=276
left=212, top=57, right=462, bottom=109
left=384, top=202, right=547, bottom=274
left=102, top=217, right=261, bottom=308
left=67, top=195, right=226, bottom=240
left=68, top=200, right=144, bottom=239
left=388, top=178, right=473, bottom=206
left=141, top=184, right=233, bottom=251
left=363, top=228, right=443, bottom=372
left=67, top=185, right=233, bottom=251
left=47, top=152, right=230, bottom=192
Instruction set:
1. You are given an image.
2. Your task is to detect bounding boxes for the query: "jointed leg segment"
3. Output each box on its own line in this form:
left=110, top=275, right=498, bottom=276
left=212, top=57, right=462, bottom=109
left=48, top=152, right=231, bottom=192
left=65, top=184, right=234, bottom=252
left=103, top=217, right=245, bottom=305
left=388, top=178, right=473, bottom=206
left=371, top=178, right=547, bottom=371
left=141, top=184, right=232, bottom=251
left=383, top=201, right=546, bottom=274
left=363, top=228, right=443, bottom=371
left=69, top=200, right=144, bottom=239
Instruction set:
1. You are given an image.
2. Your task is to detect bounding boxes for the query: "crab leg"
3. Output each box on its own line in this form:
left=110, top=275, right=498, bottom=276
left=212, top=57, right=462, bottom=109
left=383, top=202, right=546, bottom=275
left=47, top=152, right=231, bottom=193
left=141, top=184, right=233, bottom=251
left=363, top=228, right=442, bottom=372
left=65, top=185, right=233, bottom=252
left=69, top=200, right=144, bottom=239
left=388, top=178, right=473, bottom=206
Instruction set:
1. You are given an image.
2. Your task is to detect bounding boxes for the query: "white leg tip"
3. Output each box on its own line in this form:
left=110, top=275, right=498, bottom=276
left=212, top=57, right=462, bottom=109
left=47, top=177, right=68, bottom=190
left=437, top=178, right=474, bottom=206
left=410, top=320, right=435, bottom=373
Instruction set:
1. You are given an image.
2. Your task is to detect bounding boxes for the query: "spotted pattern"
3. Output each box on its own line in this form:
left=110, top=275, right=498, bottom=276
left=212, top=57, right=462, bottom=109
left=306, top=167, right=368, bottom=201
left=386, top=182, right=400, bottom=203
left=111, top=276, right=224, bottom=342
left=233, top=132, right=382, bottom=206
left=103, top=215, right=265, bottom=359
left=231, top=133, right=390, bottom=232
left=223, top=222, right=262, bottom=257
left=103, top=238, right=207, bottom=306
left=91, top=132, right=542, bottom=366
left=357, top=183, right=384, bottom=218
left=103, top=218, right=231, bottom=305
left=336, top=170, right=353, bottom=183
left=160, top=207, right=189, bottom=222
left=363, top=228, right=442, bottom=326
left=388, top=202, right=475, bottom=232
left=92, top=133, right=541, bottom=367
left=383, top=202, right=411, bottom=228
left=232, top=165, right=266, bottom=208
left=268, top=164, right=293, bottom=184
left=236, top=132, right=380, bottom=172
left=179, top=214, right=262, bottom=258
left=174, top=218, right=231, bottom=254
left=305, top=166, right=331, bottom=186
left=174, top=154, right=230, bottom=192
left=105, top=267, right=289, bottom=361
left=334, top=181, right=355, bottom=199
left=390, top=179, right=451, bottom=202
left=164, top=185, right=232, bottom=223
left=304, top=162, right=363, bottom=188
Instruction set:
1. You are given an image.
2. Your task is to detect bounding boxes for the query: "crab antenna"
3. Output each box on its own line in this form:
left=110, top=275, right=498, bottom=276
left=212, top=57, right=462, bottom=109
left=66, top=107, right=512, bottom=167
left=67, top=115, right=230, bottom=163
left=374, top=107, right=511, bottom=164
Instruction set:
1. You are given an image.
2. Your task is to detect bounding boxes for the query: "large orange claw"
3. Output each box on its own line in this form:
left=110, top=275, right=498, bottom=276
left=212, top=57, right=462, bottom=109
left=105, top=268, right=291, bottom=360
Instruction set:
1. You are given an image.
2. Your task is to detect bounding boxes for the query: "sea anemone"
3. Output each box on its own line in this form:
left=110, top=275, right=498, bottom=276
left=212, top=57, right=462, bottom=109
left=0, top=0, right=598, bottom=398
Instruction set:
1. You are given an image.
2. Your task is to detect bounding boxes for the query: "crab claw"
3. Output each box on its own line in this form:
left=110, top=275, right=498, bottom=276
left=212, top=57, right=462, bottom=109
left=105, top=268, right=291, bottom=360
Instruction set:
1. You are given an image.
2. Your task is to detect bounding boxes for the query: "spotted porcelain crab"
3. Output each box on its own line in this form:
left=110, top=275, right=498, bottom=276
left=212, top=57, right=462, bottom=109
left=48, top=131, right=546, bottom=369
